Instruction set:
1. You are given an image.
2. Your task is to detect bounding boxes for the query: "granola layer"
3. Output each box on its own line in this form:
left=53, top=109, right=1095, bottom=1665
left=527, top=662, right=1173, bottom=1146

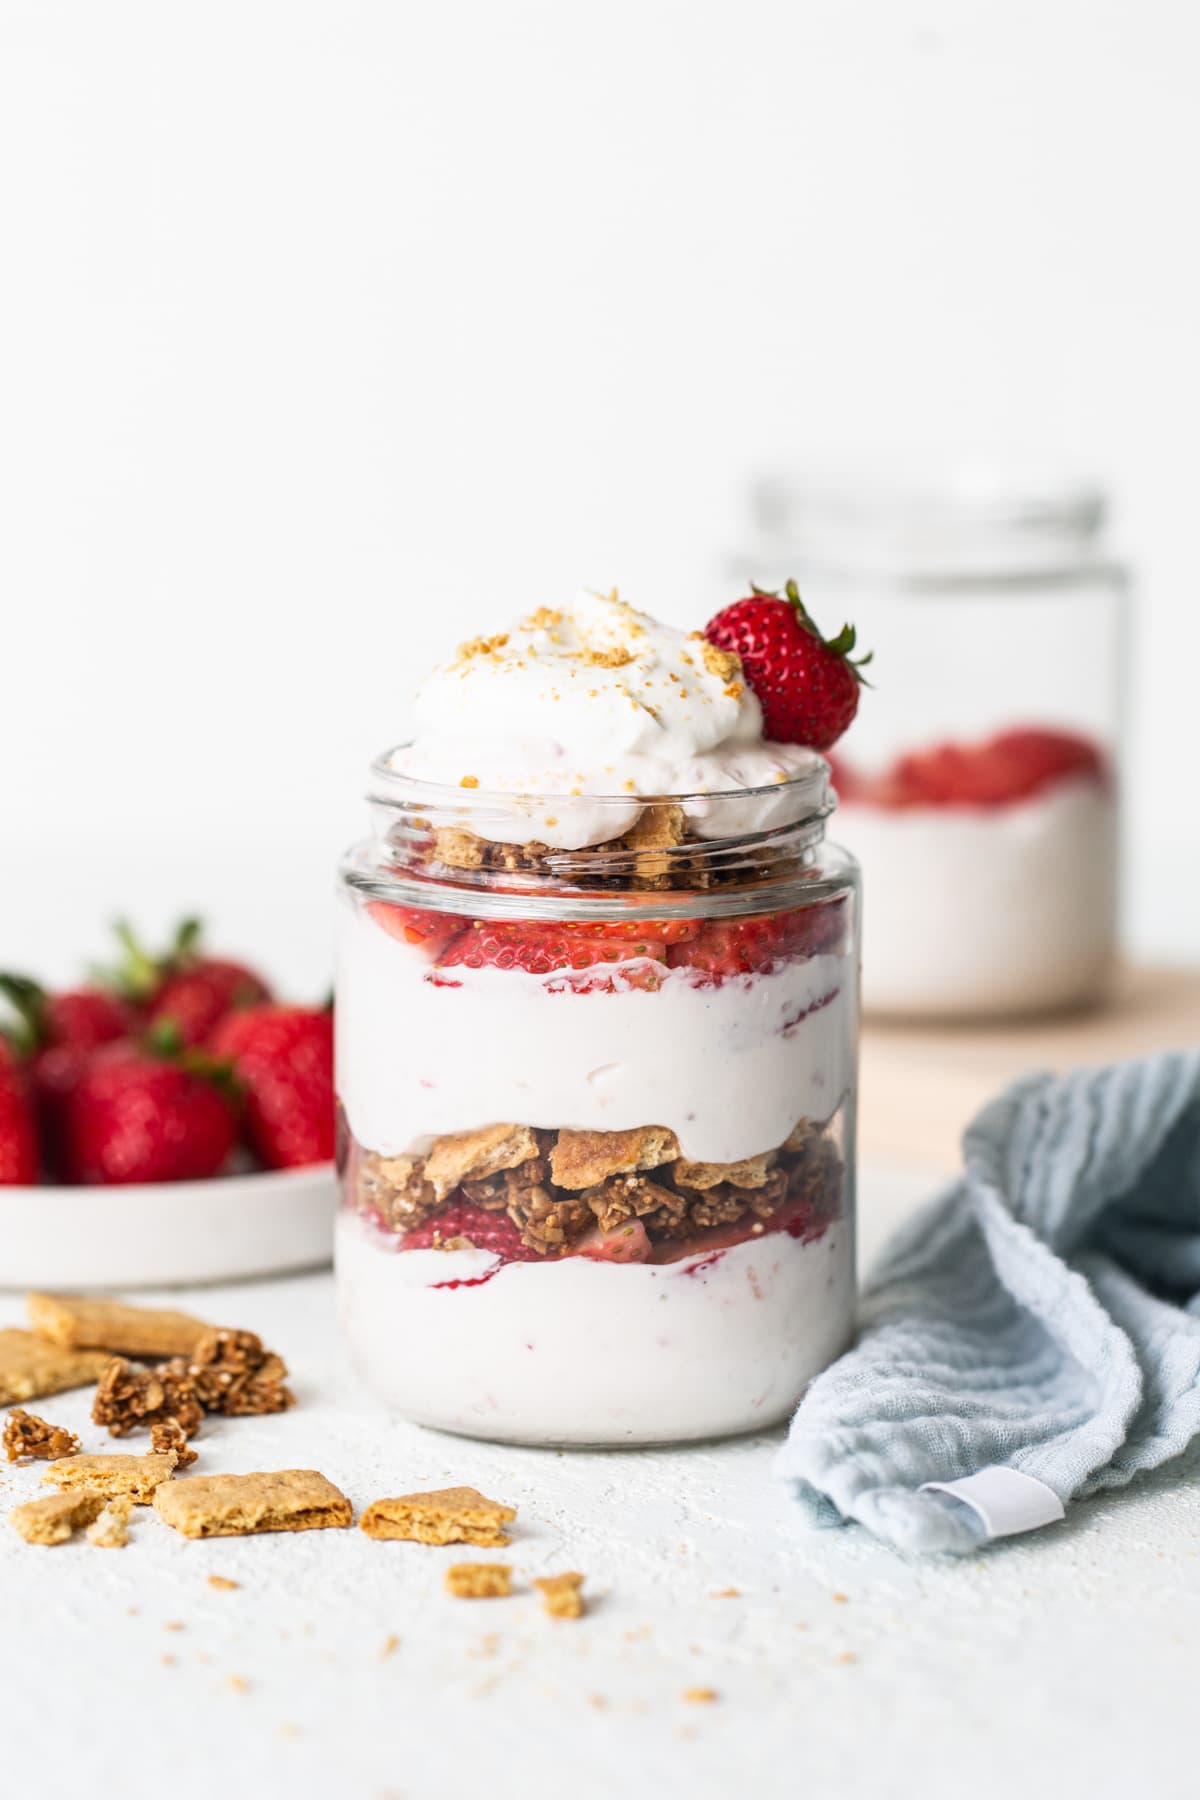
left=347, top=1117, right=842, bottom=1258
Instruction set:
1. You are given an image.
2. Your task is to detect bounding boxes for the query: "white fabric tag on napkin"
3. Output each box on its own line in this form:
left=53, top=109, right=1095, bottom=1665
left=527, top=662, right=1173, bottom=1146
left=920, top=1466, right=1065, bottom=1538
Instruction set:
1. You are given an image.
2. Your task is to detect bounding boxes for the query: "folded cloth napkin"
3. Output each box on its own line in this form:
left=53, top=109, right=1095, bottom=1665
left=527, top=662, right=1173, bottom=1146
left=776, top=1049, right=1200, bottom=1553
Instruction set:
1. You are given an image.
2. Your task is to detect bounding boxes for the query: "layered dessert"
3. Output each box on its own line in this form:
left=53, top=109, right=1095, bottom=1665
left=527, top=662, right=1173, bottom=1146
left=336, top=587, right=863, bottom=1445
left=830, top=727, right=1116, bottom=1017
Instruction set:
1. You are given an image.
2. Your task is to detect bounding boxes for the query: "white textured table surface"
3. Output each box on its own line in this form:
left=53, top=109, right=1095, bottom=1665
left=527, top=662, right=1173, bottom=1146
left=4, top=1166, right=1198, bottom=1800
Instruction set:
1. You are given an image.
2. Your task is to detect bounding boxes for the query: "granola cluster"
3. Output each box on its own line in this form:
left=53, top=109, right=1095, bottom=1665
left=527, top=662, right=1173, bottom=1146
left=3, top=1407, right=81, bottom=1463
left=91, top=1329, right=292, bottom=1441
left=351, top=1117, right=842, bottom=1257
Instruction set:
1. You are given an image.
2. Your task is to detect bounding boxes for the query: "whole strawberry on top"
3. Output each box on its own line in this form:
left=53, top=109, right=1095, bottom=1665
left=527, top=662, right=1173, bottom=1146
left=704, top=578, right=870, bottom=752
left=104, top=919, right=271, bottom=1048
left=209, top=1004, right=335, bottom=1170
left=58, top=1037, right=238, bottom=1185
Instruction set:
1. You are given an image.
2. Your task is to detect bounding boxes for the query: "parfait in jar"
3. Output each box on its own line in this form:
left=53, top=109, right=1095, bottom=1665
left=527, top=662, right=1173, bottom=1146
left=336, top=587, right=865, bottom=1446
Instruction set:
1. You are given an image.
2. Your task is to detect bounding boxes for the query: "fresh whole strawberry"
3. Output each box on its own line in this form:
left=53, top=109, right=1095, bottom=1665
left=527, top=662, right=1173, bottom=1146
left=0, top=1038, right=38, bottom=1185
left=832, top=728, right=1107, bottom=811
left=0, top=974, right=137, bottom=1170
left=704, top=579, right=870, bottom=751
left=59, top=1040, right=238, bottom=1185
left=209, top=1005, right=335, bottom=1170
left=104, top=919, right=271, bottom=1047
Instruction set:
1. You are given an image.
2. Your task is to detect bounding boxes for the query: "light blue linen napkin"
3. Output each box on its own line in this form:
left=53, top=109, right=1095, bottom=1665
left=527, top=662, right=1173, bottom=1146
left=776, top=1049, right=1200, bottom=1553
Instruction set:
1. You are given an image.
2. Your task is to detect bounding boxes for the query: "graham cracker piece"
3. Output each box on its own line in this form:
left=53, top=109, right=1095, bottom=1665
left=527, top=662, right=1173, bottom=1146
left=153, top=1469, right=352, bottom=1539
left=360, top=1486, right=516, bottom=1547
left=3, top=1407, right=81, bottom=1462
left=621, top=803, right=686, bottom=853
left=433, top=827, right=486, bottom=870
left=784, top=1118, right=817, bottom=1153
left=87, top=1497, right=133, bottom=1549
left=534, top=1572, right=586, bottom=1619
left=424, top=1125, right=540, bottom=1202
left=28, top=1293, right=210, bottom=1360
left=10, top=1490, right=106, bottom=1545
left=672, top=1151, right=776, bottom=1192
left=44, top=1451, right=178, bottom=1504
left=0, top=1330, right=111, bottom=1406
left=444, top=1563, right=513, bottom=1599
left=550, top=1125, right=680, bottom=1191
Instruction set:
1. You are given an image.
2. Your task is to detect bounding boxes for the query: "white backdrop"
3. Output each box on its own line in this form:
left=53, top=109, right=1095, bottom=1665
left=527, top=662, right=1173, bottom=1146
left=2, top=0, right=1196, bottom=996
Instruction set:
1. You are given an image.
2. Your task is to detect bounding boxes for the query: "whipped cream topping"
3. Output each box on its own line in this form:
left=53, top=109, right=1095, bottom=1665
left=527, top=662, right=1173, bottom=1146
left=387, top=590, right=823, bottom=848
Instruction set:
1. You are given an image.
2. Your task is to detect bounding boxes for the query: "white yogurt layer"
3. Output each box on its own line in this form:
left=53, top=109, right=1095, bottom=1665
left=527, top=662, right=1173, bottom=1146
left=336, top=1210, right=854, bottom=1445
left=387, top=589, right=823, bottom=848
left=336, top=900, right=855, bottom=1164
left=841, top=777, right=1117, bottom=1017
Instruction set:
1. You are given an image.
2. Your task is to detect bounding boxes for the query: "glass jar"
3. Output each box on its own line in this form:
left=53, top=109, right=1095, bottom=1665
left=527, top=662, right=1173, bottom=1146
left=335, top=756, right=859, bottom=1447
left=732, top=465, right=1127, bottom=1020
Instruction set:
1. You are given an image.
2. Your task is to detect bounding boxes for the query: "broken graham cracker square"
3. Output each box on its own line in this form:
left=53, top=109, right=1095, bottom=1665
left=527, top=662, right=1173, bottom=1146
left=27, top=1292, right=210, bottom=1360
left=550, top=1125, right=680, bottom=1191
left=10, top=1491, right=105, bottom=1546
left=153, top=1470, right=352, bottom=1539
left=3, top=1407, right=81, bottom=1462
left=444, top=1563, right=513, bottom=1599
left=423, top=1125, right=540, bottom=1202
left=0, top=1329, right=111, bottom=1406
left=360, top=1486, right=516, bottom=1547
left=534, top=1572, right=586, bottom=1619
left=43, top=1451, right=179, bottom=1505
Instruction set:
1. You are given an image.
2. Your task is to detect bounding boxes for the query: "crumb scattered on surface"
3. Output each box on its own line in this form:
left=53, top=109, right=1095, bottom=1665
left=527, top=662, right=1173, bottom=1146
left=360, top=1485, right=516, bottom=1547
left=207, top=1575, right=239, bottom=1592
left=3, top=1406, right=80, bottom=1462
left=227, top=1675, right=250, bottom=1694
left=711, top=1587, right=740, bottom=1598
left=835, top=1652, right=858, bottom=1665
left=379, top=1634, right=400, bottom=1659
left=444, top=1563, right=513, bottom=1600
left=87, top=1497, right=133, bottom=1548
left=682, top=1687, right=719, bottom=1705
left=533, top=1571, right=586, bottom=1619
left=164, top=1620, right=186, bottom=1632
left=832, top=1592, right=849, bottom=1604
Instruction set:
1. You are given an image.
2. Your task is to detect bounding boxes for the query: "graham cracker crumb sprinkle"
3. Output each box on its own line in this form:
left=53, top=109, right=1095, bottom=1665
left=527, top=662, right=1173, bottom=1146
left=682, top=1687, right=719, bottom=1705
left=832, top=1591, right=849, bottom=1603
left=228, top=1675, right=250, bottom=1694
left=3, top=1407, right=80, bottom=1462
left=380, top=1634, right=400, bottom=1659
left=444, top=1563, right=513, bottom=1600
left=208, top=1575, right=239, bottom=1592
left=711, top=1587, right=740, bottom=1598
left=533, top=1571, right=586, bottom=1619
left=459, top=775, right=479, bottom=788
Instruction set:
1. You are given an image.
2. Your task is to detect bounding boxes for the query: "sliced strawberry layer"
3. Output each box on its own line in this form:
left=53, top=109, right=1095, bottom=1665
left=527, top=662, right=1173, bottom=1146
left=367, top=901, right=462, bottom=959
left=403, top=1197, right=538, bottom=1262
left=437, top=919, right=668, bottom=977
left=666, top=898, right=847, bottom=978
left=574, top=1219, right=652, bottom=1263
left=831, top=727, right=1108, bottom=812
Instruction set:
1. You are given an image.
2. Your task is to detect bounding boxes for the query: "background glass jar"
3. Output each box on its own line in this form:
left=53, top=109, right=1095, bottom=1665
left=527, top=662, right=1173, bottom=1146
left=728, top=465, right=1128, bottom=1020
left=335, top=757, right=859, bottom=1447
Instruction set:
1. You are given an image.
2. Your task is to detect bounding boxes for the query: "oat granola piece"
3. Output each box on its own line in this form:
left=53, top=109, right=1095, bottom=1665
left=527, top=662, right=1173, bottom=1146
left=424, top=1124, right=540, bottom=1202
left=153, top=1469, right=352, bottom=1539
left=503, top=1179, right=594, bottom=1254
left=92, top=1355, right=203, bottom=1439
left=87, top=1497, right=133, bottom=1549
left=583, top=1174, right=688, bottom=1236
left=27, top=1293, right=210, bottom=1360
left=672, top=1151, right=776, bottom=1192
left=3, top=1406, right=81, bottom=1462
left=534, top=1572, right=586, bottom=1619
left=0, top=1329, right=111, bottom=1406
left=444, top=1563, right=513, bottom=1599
left=10, top=1490, right=105, bottom=1546
left=550, top=1125, right=680, bottom=1191
left=360, top=1485, right=516, bottom=1547
left=44, top=1450, right=178, bottom=1504
left=150, top=1419, right=198, bottom=1467
left=187, top=1330, right=293, bottom=1418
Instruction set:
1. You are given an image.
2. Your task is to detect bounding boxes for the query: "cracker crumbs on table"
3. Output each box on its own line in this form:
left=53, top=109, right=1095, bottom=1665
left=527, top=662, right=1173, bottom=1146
left=87, top=1497, right=133, bottom=1549
left=0, top=1329, right=110, bottom=1406
left=207, top=1575, right=239, bottom=1592
left=444, top=1563, right=513, bottom=1600
left=711, top=1587, right=740, bottom=1599
left=832, top=1591, right=849, bottom=1603
left=379, top=1634, right=400, bottom=1659
left=44, top=1450, right=178, bottom=1504
left=360, top=1485, right=516, bottom=1547
left=227, top=1675, right=250, bottom=1694
left=533, top=1572, right=586, bottom=1619
left=835, top=1652, right=858, bottom=1665
left=10, top=1490, right=104, bottom=1545
left=3, top=1406, right=80, bottom=1462
left=682, top=1687, right=719, bottom=1705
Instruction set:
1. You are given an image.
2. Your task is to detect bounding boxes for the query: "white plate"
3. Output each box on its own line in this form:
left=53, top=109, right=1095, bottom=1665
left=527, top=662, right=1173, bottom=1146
left=0, top=1163, right=337, bottom=1291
